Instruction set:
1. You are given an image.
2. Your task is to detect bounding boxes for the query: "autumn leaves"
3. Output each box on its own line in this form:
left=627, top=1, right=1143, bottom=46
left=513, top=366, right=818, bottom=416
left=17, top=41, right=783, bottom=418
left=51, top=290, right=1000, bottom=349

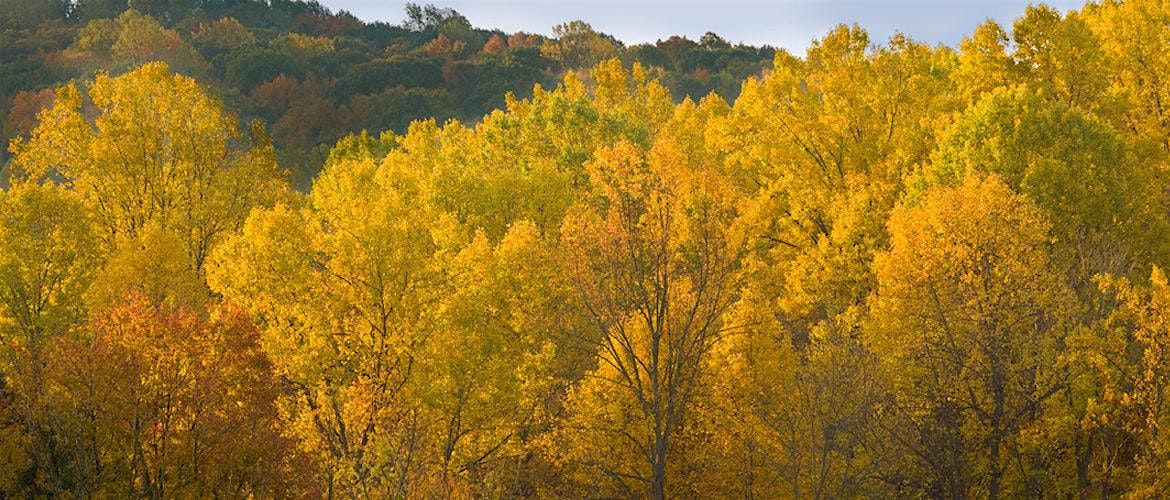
left=4, top=0, right=1170, bottom=497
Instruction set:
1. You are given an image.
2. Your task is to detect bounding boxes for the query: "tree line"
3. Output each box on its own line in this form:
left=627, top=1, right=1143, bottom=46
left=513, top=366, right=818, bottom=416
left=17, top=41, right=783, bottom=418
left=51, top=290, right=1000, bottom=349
left=4, top=0, right=1170, bottom=497
left=0, top=0, right=773, bottom=187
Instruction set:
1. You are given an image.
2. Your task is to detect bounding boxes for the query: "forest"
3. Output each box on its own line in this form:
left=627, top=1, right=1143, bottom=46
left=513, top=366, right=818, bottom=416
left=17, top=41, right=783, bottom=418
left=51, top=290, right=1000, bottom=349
left=0, top=0, right=772, bottom=187
left=4, top=0, right=1170, bottom=498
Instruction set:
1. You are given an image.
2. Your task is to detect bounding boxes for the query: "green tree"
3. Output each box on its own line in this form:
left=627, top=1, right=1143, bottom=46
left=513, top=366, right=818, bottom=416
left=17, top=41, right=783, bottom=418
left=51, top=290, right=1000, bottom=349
left=541, top=21, right=619, bottom=69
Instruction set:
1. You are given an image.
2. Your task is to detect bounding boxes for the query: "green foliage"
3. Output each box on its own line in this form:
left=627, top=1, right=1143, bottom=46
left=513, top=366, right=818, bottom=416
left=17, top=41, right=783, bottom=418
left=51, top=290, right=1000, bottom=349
left=224, top=48, right=304, bottom=92
left=1, top=2, right=774, bottom=187
left=333, top=55, right=444, bottom=96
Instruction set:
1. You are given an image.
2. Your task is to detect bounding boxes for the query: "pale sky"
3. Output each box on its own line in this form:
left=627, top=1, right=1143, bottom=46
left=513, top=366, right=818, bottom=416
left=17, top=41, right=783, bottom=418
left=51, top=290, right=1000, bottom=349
left=318, top=0, right=1085, bottom=53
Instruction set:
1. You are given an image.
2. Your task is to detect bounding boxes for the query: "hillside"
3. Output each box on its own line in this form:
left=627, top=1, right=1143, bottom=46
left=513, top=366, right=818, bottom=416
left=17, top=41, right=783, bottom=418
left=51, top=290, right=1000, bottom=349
left=0, top=0, right=774, bottom=186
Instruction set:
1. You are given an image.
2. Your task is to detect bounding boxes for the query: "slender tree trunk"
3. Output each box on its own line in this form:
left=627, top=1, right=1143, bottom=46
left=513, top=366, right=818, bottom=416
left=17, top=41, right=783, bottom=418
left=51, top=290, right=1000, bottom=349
left=988, top=349, right=1006, bottom=500
left=652, top=432, right=668, bottom=500
left=1075, top=432, right=1091, bottom=500
left=988, top=439, right=1001, bottom=500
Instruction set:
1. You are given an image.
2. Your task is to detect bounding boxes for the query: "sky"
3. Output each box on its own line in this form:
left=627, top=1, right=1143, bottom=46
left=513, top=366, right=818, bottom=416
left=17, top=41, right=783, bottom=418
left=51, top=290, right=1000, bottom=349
left=318, top=0, right=1086, bottom=54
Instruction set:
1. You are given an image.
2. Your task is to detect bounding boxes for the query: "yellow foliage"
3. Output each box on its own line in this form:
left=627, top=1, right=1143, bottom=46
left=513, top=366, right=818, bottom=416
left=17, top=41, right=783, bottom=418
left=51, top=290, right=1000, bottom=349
left=11, top=62, right=285, bottom=269
left=5, top=0, right=1170, bottom=493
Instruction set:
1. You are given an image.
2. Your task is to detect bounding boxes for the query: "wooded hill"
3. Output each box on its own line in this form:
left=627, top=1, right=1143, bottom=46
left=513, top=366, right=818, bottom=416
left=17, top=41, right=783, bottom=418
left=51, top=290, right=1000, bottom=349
left=0, top=0, right=773, bottom=186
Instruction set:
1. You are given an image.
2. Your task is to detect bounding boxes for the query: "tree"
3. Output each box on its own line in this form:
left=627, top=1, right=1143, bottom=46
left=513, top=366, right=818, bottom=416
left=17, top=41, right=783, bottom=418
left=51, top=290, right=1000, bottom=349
left=190, top=17, right=256, bottom=60
left=1083, top=0, right=1170, bottom=149
left=548, top=133, right=744, bottom=498
left=411, top=224, right=562, bottom=496
left=71, top=0, right=124, bottom=22
left=207, top=152, right=457, bottom=495
left=954, top=20, right=1015, bottom=102
left=0, top=0, right=67, bottom=29
left=868, top=174, right=1074, bottom=498
left=83, top=224, right=207, bottom=314
left=223, top=48, right=305, bottom=93
left=719, top=26, right=958, bottom=336
left=208, top=128, right=572, bottom=495
left=700, top=32, right=731, bottom=50
left=11, top=62, right=285, bottom=270
left=698, top=305, right=888, bottom=497
left=403, top=2, right=463, bottom=32
left=46, top=295, right=308, bottom=496
left=248, top=74, right=328, bottom=123
left=483, top=34, right=506, bottom=55
left=269, top=32, right=335, bottom=60
left=63, top=11, right=207, bottom=74
left=1075, top=268, right=1170, bottom=495
left=0, top=183, right=97, bottom=381
left=1011, top=5, right=1111, bottom=113
left=706, top=29, right=959, bottom=496
left=429, top=60, right=672, bottom=241
left=925, top=87, right=1168, bottom=290
left=541, top=21, right=619, bottom=69
left=0, top=182, right=99, bottom=495
left=334, top=56, right=444, bottom=96
left=4, top=89, right=55, bottom=140
left=109, top=10, right=206, bottom=74
left=921, top=95, right=1168, bottom=487
left=4, top=1, right=1170, bottom=496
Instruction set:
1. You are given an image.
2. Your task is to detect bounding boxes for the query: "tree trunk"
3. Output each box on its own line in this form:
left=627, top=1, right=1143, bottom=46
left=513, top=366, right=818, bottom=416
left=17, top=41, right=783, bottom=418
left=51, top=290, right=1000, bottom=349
left=651, top=432, right=668, bottom=499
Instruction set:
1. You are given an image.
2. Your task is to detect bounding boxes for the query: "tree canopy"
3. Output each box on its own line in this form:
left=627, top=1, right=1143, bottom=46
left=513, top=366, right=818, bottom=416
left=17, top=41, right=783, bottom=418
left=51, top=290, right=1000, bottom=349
left=3, top=0, right=1170, bottom=497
